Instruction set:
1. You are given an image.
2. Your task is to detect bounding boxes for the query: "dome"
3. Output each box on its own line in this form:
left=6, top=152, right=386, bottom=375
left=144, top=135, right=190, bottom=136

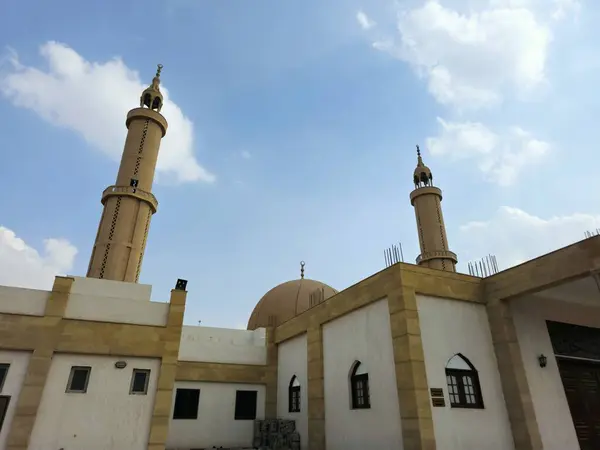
left=247, top=278, right=338, bottom=330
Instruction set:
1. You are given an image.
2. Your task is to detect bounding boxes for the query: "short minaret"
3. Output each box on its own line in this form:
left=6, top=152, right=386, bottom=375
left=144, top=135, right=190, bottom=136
left=87, top=65, right=168, bottom=282
left=410, top=145, right=457, bottom=272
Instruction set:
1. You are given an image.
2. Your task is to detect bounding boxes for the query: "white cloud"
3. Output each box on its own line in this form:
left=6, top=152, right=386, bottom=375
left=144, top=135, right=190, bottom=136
left=356, top=10, right=376, bottom=30
left=459, top=206, right=600, bottom=270
left=0, top=226, right=77, bottom=290
left=426, top=117, right=550, bottom=186
left=370, top=0, right=577, bottom=110
left=0, top=41, right=215, bottom=184
left=551, top=0, right=581, bottom=20
left=241, top=150, right=252, bottom=159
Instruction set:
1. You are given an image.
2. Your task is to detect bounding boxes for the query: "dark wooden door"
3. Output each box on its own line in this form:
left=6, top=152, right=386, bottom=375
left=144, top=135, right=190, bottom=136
left=557, top=358, right=600, bottom=449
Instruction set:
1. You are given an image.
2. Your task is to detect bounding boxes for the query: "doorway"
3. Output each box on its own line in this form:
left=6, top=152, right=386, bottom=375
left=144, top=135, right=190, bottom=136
left=547, top=321, right=600, bottom=449
left=557, top=358, right=600, bottom=449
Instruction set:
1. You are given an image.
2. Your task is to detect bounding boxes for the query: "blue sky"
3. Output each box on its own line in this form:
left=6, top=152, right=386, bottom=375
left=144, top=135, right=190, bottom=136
left=0, top=0, right=599, bottom=328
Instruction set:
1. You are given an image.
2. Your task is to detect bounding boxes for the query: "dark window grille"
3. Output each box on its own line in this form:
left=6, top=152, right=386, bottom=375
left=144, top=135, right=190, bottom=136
left=0, top=396, right=10, bottom=432
left=289, top=376, right=301, bottom=412
left=173, top=388, right=200, bottom=419
left=0, top=364, right=9, bottom=392
left=234, top=390, right=257, bottom=420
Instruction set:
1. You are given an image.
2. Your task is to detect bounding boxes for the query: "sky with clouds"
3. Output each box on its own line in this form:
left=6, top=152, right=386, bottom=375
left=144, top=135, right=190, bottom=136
left=0, top=0, right=599, bottom=328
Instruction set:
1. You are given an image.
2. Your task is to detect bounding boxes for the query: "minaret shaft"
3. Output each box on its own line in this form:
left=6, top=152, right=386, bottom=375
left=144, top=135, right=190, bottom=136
left=115, top=115, right=163, bottom=192
left=411, top=187, right=456, bottom=272
left=87, top=66, right=167, bottom=283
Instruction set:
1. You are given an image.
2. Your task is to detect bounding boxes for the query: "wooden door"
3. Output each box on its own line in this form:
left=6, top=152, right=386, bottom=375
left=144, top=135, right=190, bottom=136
left=557, top=358, right=600, bottom=449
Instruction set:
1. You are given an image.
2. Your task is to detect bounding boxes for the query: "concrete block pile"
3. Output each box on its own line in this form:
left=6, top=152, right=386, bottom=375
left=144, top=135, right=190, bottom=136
left=252, top=419, right=301, bottom=450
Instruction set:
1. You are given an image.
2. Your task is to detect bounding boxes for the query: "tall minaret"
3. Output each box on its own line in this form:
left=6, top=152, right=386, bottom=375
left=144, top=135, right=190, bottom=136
left=410, top=145, right=457, bottom=272
left=87, top=65, right=168, bottom=283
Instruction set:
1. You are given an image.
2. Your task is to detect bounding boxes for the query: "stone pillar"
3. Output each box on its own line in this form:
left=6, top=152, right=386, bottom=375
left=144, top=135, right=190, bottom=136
left=147, top=287, right=186, bottom=450
left=487, top=299, right=542, bottom=450
left=6, top=276, right=74, bottom=450
left=388, top=285, right=436, bottom=450
left=264, top=327, right=278, bottom=418
left=307, top=320, right=326, bottom=450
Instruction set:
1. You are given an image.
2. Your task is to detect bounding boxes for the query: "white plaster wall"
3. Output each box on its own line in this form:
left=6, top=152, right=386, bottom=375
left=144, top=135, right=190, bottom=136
left=166, top=381, right=265, bottom=449
left=0, top=351, right=31, bottom=449
left=277, top=333, right=308, bottom=450
left=28, top=354, right=160, bottom=450
left=0, top=286, right=49, bottom=316
left=70, top=276, right=152, bottom=301
left=179, top=326, right=267, bottom=365
left=322, top=298, right=403, bottom=450
left=510, top=295, right=600, bottom=450
left=64, top=293, right=169, bottom=326
left=417, top=295, right=514, bottom=450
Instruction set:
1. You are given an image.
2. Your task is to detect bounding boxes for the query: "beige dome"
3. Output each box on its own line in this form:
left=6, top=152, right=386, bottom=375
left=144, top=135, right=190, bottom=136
left=247, top=278, right=338, bottom=330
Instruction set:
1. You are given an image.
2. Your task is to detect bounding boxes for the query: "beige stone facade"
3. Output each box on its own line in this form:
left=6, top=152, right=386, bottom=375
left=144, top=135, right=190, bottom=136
left=2, top=235, right=600, bottom=448
left=0, top=278, right=276, bottom=450
left=272, top=235, right=600, bottom=449
left=2, top=66, right=600, bottom=449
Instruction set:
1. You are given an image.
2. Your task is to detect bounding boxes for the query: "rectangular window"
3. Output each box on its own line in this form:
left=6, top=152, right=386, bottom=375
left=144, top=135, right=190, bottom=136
left=0, top=364, right=9, bottom=392
left=0, top=396, right=10, bottom=433
left=445, top=370, right=484, bottom=409
left=173, top=388, right=200, bottom=419
left=66, top=366, right=91, bottom=393
left=351, top=374, right=371, bottom=409
left=234, top=390, right=257, bottom=420
left=447, top=374, right=460, bottom=404
left=130, top=369, right=151, bottom=395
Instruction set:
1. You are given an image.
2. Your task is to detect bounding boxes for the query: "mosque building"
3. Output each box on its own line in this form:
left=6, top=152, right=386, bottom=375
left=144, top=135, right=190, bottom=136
left=0, top=66, right=599, bottom=450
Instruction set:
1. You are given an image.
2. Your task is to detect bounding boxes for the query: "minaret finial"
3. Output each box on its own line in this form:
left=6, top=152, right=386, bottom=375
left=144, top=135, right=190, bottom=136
left=416, top=144, right=423, bottom=166
left=150, top=64, right=163, bottom=91
left=140, top=64, right=164, bottom=111
left=300, top=261, right=305, bottom=279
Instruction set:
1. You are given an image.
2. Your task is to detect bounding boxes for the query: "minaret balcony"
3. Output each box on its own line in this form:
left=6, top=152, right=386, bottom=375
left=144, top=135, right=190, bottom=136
left=410, top=185, right=443, bottom=205
left=416, top=250, right=458, bottom=265
left=101, top=185, right=158, bottom=213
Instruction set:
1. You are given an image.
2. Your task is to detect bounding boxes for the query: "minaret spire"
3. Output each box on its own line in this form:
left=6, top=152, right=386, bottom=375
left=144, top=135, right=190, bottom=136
left=410, top=145, right=457, bottom=272
left=87, top=65, right=169, bottom=282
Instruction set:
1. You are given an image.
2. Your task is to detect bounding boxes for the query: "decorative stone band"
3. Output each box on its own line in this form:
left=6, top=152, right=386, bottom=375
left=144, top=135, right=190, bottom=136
left=125, top=107, right=168, bottom=136
left=416, top=249, right=458, bottom=265
left=101, top=185, right=159, bottom=213
left=409, top=185, right=443, bottom=205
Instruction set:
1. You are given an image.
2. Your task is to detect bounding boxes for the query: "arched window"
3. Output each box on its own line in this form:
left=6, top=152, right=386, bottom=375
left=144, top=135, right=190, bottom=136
left=142, top=93, right=152, bottom=108
left=349, top=361, right=370, bottom=409
left=445, top=354, right=484, bottom=409
left=288, top=375, right=301, bottom=413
